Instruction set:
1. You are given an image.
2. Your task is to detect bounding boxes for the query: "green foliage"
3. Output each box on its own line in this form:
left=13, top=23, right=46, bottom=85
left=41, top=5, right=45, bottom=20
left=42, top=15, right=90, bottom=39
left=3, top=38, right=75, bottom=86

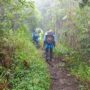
left=0, top=0, right=45, bottom=89
left=79, top=0, right=90, bottom=8
left=53, top=4, right=90, bottom=88
left=61, top=6, right=90, bottom=61
left=54, top=44, right=70, bottom=56
left=55, top=43, right=90, bottom=85
left=0, top=29, right=50, bottom=90
left=64, top=52, right=90, bottom=82
left=0, top=0, right=41, bottom=32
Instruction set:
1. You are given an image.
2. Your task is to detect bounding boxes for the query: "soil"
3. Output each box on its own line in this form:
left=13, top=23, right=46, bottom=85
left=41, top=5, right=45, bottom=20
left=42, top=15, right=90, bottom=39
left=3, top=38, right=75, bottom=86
left=47, top=57, right=80, bottom=90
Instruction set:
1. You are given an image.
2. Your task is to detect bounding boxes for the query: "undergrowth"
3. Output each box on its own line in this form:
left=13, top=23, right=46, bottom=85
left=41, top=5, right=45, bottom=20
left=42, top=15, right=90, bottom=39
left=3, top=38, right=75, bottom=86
left=54, top=44, right=90, bottom=89
left=0, top=28, right=50, bottom=90
left=54, top=44, right=70, bottom=56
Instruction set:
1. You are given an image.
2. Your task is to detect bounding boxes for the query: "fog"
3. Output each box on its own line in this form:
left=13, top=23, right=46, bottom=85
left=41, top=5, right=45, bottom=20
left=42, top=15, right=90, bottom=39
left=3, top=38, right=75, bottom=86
left=34, top=0, right=79, bottom=14
left=33, top=0, right=79, bottom=32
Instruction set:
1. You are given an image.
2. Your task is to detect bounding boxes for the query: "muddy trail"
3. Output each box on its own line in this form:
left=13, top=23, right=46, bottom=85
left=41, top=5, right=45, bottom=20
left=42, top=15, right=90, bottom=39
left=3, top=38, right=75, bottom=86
left=47, top=57, right=80, bottom=90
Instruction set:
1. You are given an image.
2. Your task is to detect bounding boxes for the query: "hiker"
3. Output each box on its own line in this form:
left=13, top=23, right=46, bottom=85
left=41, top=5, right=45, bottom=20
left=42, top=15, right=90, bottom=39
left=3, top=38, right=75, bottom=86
left=36, top=28, right=44, bottom=48
left=35, top=28, right=43, bottom=42
left=32, top=29, right=40, bottom=48
left=43, top=29, right=56, bottom=61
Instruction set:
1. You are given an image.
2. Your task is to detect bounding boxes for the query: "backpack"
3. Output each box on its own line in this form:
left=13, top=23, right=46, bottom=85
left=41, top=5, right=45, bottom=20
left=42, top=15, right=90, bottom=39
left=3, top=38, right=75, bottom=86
left=46, top=34, right=54, bottom=44
left=33, top=32, right=39, bottom=41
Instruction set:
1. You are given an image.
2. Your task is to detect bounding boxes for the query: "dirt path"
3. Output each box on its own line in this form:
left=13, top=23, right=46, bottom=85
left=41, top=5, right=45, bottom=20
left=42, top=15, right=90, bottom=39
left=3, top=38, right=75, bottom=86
left=47, top=57, right=79, bottom=90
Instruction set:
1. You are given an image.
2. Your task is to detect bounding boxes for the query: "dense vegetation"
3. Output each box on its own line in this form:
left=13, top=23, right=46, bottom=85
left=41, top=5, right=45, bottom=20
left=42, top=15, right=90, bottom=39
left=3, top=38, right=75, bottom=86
left=37, top=0, right=90, bottom=89
left=53, top=0, right=90, bottom=88
left=0, top=0, right=90, bottom=90
left=0, top=30, right=50, bottom=90
left=0, top=0, right=50, bottom=90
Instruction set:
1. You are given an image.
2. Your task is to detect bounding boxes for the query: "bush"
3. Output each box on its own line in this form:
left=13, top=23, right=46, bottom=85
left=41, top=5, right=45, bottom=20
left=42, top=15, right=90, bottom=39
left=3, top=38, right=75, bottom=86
left=54, top=44, right=70, bottom=57
left=0, top=29, right=50, bottom=90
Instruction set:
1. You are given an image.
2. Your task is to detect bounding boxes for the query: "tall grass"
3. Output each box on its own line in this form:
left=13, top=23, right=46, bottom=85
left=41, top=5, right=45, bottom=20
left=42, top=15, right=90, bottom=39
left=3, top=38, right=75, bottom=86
left=0, top=28, right=50, bottom=90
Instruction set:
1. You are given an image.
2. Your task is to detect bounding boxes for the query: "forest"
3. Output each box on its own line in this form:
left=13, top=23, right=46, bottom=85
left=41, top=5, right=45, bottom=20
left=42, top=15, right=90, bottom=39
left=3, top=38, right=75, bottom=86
left=0, top=0, right=90, bottom=90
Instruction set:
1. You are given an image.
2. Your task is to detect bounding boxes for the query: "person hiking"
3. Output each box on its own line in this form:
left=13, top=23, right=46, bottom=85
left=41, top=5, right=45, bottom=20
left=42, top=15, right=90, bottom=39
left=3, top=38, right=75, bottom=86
left=32, top=29, right=40, bottom=48
left=43, top=29, right=56, bottom=61
left=36, top=28, right=43, bottom=48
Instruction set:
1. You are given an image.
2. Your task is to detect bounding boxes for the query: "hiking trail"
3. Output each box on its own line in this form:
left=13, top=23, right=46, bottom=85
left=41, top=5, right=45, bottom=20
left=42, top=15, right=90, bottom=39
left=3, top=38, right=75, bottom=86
left=47, top=57, right=80, bottom=90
